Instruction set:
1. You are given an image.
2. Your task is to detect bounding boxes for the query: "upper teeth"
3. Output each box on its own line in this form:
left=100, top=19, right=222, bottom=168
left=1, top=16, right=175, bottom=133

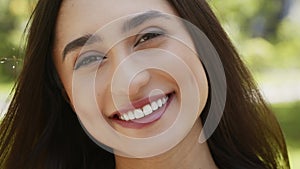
left=119, top=96, right=168, bottom=121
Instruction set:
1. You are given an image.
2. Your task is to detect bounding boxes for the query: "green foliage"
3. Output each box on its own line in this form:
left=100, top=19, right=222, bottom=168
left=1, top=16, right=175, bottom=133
left=272, top=101, right=300, bottom=148
left=0, top=2, right=18, bottom=82
left=0, top=82, right=14, bottom=93
left=0, top=0, right=30, bottom=82
left=209, top=0, right=300, bottom=73
left=272, top=101, right=300, bottom=169
left=210, top=1, right=300, bottom=166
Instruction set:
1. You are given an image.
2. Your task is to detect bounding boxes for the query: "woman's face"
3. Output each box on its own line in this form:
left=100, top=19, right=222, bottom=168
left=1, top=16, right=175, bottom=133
left=53, top=0, right=208, bottom=156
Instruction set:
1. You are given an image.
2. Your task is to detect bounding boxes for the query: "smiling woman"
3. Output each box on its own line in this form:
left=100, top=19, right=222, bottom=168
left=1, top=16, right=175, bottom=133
left=0, top=0, right=290, bottom=169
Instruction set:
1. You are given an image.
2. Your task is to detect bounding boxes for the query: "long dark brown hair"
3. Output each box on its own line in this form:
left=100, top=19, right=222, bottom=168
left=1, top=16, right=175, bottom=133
left=0, top=0, right=290, bottom=168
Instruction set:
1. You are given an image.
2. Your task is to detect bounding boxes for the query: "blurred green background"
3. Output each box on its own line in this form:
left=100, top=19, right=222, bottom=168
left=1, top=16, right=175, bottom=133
left=0, top=0, right=299, bottom=168
left=210, top=1, right=300, bottom=168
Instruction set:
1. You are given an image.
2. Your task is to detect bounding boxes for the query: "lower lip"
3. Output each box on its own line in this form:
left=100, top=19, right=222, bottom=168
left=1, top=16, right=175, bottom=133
left=111, top=93, right=174, bottom=129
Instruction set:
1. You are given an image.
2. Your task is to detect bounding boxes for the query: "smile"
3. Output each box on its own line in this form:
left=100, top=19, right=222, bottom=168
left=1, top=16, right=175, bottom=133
left=119, top=95, right=168, bottom=121
left=109, top=92, right=175, bottom=128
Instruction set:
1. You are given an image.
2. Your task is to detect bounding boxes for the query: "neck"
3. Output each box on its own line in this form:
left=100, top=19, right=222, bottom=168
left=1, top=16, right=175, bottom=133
left=115, top=121, right=218, bottom=169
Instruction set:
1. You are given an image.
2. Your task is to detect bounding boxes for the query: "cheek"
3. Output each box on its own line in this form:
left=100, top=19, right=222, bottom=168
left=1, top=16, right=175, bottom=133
left=167, top=43, right=209, bottom=114
left=185, top=51, right=209, bottom=112
left=194, top=62, right=209, bottom=112
left=94, top=70, right=113, bottom=111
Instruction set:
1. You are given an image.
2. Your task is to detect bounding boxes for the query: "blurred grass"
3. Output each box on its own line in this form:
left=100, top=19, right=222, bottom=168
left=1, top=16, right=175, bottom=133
left=272, top=101, right=300, bottom=169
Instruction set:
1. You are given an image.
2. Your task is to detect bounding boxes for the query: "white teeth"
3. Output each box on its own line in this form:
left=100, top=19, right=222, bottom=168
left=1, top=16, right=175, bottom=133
left=134, top=109, right=144, bottom=119
left=162, top=97, right=167, bottom=104
left=151, top=102, right=158, bottom=111
left=123, top=114, right=129, bottom=121
left=157, top=99, right=162, bottom=107
left=128, top=111, right=135, bottom=120
left=143, top=104, right=153, bottom=115
left=119, top=95, right=169, bottom=121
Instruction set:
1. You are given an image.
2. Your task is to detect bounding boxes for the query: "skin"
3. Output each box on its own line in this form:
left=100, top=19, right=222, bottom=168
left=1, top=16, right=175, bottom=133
left=53, top=0, right=217, bottom=168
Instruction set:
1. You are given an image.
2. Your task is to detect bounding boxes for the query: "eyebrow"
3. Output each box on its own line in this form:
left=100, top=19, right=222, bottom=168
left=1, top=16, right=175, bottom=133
left=62, top=10, right=170, bottom=61
left=62, top=34, right=100, bottom=61
left=122, top=10, right=170, bottom=32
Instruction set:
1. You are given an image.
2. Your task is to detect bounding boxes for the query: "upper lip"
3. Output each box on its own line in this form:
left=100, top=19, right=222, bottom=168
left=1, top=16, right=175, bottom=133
left=109, top=91, right=174, bottom=118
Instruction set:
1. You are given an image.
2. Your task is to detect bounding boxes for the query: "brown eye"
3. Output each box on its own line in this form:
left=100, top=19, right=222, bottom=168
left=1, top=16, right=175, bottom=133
left=134, top=32, right=163, bottom=47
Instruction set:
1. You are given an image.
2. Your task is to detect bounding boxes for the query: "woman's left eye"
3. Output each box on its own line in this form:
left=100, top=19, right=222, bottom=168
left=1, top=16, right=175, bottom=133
left=134, top=32, right=163, bottom=47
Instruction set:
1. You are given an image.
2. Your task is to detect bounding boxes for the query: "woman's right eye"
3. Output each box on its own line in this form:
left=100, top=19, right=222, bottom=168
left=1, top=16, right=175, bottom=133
left=74, top=52, right=106, bottom=70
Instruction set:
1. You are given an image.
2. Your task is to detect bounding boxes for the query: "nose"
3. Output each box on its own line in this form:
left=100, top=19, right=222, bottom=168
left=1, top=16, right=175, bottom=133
left=109, top=45, right=151, bottom=100
left=128, top=70, right=151, bottom=97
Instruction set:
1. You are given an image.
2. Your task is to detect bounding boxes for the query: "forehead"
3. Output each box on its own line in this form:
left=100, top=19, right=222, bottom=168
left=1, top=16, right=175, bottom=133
left=54, top=0, right=177, bottom=56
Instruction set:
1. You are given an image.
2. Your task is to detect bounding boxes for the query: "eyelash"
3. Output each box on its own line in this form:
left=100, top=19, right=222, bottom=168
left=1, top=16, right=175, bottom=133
left=74, top=31, right=164, bottom=70
left=74, top=53, right=106, bottom=70
left=134, top=32, right=163, bottom=47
